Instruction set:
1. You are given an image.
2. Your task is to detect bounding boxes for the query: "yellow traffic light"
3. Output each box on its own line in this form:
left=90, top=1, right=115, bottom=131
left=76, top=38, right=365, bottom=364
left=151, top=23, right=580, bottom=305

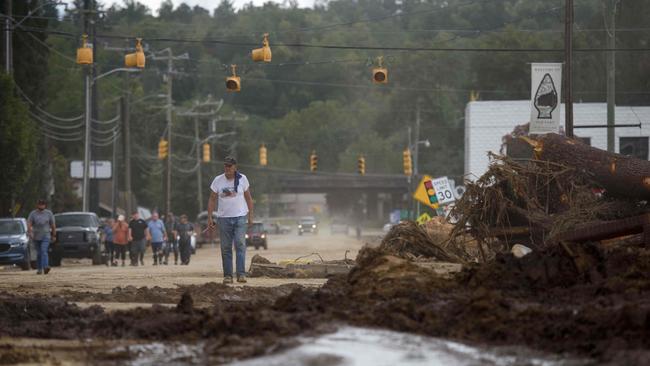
left=310, top=150, right=318, bottom=172
left=251, top=33, right=272, bottom=63
left=226, top=64, right=241, bottom=92
left=358, top=155, right=366, bottom=175
left=76, top=34, right=93, bottom=65
left=403, top=148, right=412, bottom=176
left=125, top=38, right=145, bottom=68
left=259, top=144, right=268, bottom=166
left=372, top=56, right=387, bottom=84
left=202, top=143, right=211, bottom=162
left=158, top=139, right=168, bottom=160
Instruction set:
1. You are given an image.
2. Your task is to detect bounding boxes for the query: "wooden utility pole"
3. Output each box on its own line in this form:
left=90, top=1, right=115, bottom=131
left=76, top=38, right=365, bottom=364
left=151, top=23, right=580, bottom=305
left=3, top=0, right=12, bottom=74
left=564, top=0, right=574, bottom=138
left=605, top=0, right=620, bottom=152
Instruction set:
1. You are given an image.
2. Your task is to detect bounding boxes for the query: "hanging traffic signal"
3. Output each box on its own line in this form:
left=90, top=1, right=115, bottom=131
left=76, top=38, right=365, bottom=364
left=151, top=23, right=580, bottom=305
left=158, top=139, right=168, bottom=160
left=403, top=148, right=412, bottom=176
left=226, top=64, right=241, bottom=92
left=259, top=144, right=268, bottom=166
left=357, top=155, right=366, bottom=175
left=372, top=56, right=387, bottom=84
left=310, top=150, right=318, bottom=172
left=251, top=33, right=272, bottom=63
left=76, top=34, right=93, bottom=65
left=125, top=38, right=145, bottom=68
left=202, top=143, right=211, bottom=163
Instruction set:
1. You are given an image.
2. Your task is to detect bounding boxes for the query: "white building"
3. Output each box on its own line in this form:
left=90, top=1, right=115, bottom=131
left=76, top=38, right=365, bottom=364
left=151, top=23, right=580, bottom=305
left=464, top=101, right=650, bottom=180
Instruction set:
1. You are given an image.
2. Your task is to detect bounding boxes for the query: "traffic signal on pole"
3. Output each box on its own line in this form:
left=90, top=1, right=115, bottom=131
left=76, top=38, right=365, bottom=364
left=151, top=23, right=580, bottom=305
left=251, top=33, right=272, bottom=63
left=125, top=38, right=145, bottom=68
left=259, top=144, right=267, bottom=166
left=310, top=150, right=318, bottom=172
left=357, top=155, right=366, bottom=175
left=158, top=139, right=168, bottom=160
left=76, top=34, right=93, bottom=65
left=226, top=64, right=241, bottom=92
left=403, top=148, right=412, bottom=176
left=372, top=56, right=388, bottom=84
left=202, top=143, right=211, bottom=163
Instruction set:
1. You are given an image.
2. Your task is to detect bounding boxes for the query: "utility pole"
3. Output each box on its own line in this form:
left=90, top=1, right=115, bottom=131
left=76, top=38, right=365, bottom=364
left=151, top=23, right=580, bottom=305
left=414, top=102, right=421, bottom=217
left=194, top=105, right=204, bottom=212
left=82, top=0, right=92, bottom=212
left=4, top=0, right=12, bottom=74
left=605, top=0, right=619, bottom=152
left=564, top=0, right=574, bottom=138
left=120, top=95, right=132, bottom=215
left=111, top=121, right=119, bottom=217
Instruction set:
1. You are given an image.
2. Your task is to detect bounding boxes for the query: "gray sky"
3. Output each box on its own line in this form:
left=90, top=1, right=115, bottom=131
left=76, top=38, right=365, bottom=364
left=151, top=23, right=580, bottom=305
left=90, top=0, right=317, bottom=13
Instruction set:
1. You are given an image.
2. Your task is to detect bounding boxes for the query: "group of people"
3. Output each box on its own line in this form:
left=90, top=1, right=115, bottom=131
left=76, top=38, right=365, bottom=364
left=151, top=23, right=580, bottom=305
left=102, top=211, right=195, bottom=267
left=25, top=155, right=255, bottom=285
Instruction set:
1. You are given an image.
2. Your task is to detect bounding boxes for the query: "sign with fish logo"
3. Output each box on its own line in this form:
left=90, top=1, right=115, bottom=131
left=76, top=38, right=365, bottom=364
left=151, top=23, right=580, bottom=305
left=530, top=63, right=562, bottom=135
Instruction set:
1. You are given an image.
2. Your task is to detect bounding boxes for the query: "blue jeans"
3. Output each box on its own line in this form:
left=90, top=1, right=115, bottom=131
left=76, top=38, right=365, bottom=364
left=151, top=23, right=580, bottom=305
left=34, top=237, right=50, bottom=271
left=218, top=216, right=247, bottom=277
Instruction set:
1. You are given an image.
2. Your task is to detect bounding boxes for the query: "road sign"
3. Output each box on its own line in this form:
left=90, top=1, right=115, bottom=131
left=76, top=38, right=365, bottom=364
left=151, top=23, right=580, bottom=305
left=413, top=175, right=456, bottom=209
left=416, top=212, right=432, bottom=225
left=70, top=160, right=112, bottom=179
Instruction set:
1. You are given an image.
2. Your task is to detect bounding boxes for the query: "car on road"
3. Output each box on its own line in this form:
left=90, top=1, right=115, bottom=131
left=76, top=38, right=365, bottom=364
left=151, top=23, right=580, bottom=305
left=0, top=218, right=35, bottom=270
left=245, top=222, right=268, bottom=250
left=298, top=216, right=318, bottom=235
left=52, top=212, right=105, bottom=266
left=330, top=219, right=349, bottom=234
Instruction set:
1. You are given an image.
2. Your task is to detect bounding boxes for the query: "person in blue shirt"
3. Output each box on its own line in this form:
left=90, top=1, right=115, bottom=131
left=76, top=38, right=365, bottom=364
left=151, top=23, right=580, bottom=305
left=146, top=212, right=167, bottom=265
left=104, top=218, right=116, bottom=266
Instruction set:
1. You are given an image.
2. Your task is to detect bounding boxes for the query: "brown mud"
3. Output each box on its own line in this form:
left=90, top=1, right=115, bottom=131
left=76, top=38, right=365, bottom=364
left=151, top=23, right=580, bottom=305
left=1, top=243, right=649, bottom=364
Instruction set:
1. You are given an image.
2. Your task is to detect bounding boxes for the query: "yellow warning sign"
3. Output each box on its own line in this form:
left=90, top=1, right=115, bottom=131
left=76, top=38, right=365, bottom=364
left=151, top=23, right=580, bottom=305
left=413, top=175, right=439, bottom=209
left=416, top=212, right=432, bottom=225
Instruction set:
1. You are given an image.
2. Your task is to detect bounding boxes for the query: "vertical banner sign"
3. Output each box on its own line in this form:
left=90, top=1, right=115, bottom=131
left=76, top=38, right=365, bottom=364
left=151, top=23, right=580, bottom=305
left=530, top=63, right=562, bottom=135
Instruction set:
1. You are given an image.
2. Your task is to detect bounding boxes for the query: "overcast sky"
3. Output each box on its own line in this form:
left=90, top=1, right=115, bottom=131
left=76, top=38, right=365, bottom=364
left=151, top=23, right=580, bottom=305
left=83, top=0, right=317, bottom=13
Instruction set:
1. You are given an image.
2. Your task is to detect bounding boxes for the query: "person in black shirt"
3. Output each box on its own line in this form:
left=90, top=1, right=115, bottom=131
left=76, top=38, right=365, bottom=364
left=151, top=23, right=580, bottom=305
left=128, top=211, right=149, bottom=266
left=163, top=212, right=179, bottom=265
left=176, top=214, right=194, bottom=265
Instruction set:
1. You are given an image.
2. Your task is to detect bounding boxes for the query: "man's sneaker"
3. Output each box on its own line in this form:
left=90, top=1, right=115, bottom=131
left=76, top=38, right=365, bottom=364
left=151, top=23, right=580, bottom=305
left=44, top=268, right=51, bottom=274
left=36, top=270, right=43, bottom=275
left=223, top=276, right=233, bottom=284
left=236, top=276, right=247, bottom=283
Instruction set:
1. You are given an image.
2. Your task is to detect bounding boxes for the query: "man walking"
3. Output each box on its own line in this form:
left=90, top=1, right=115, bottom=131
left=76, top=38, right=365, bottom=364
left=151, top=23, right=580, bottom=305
left=163, top=212, right=178, bottom=265
left=207, top=156, right=254, bottom=284
left=176, top=214, right=194, bottom=265
left=128, top=211, right=148, bottom=266
left=147, top=212, right=167, bottom=265
left=26, top=199, right=56, bottom=274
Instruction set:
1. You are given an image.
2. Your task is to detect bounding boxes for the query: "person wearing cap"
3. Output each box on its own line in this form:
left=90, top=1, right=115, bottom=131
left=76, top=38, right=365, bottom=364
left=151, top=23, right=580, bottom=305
left=207, top=156, right=254, bottom=284
left=112, top=215, right=129, bottom=266
left=26, top=199, right=56, bottom=274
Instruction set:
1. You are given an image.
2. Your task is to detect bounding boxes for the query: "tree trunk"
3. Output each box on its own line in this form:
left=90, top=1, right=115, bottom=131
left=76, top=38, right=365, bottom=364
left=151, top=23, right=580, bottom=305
left=530, top=133, right=650, bottom=199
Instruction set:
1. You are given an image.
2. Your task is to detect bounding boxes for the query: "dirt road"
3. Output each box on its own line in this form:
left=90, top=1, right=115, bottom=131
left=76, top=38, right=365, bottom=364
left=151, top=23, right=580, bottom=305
left=0, top=231, right=369, bottom=301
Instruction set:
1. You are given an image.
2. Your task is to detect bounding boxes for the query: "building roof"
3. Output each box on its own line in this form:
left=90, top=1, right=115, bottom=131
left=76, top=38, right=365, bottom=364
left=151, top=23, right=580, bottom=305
left=464, top=101, right=650, bottom=180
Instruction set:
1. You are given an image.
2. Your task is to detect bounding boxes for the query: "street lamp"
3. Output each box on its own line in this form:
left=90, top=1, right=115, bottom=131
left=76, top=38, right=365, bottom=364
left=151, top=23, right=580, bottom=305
left=82, top=67, right=142, bottom=212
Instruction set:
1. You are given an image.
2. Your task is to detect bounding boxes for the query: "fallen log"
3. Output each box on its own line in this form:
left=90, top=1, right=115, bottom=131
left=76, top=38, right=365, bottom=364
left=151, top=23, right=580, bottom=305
left=526, top=133, right=650, bottom=199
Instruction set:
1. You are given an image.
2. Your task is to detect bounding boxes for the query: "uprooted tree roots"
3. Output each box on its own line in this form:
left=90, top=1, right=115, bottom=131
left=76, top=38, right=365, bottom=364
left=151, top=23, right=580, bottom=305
left=448, top=153, right=646, bottom=258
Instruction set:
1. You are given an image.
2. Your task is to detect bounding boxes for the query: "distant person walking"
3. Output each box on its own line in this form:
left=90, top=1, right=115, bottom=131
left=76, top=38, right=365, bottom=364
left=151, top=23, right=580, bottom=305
left=147, top=212, right=167, bottom=265
left=112, top=215, right=129, bottom=266
left=104, top=218, right=115, bottom=266
left=207, top=156, right=254, bottom=284
left=128, top=211, right=149, bottom=266
left=176, top=214, right=194, bottom=265
left=163, top=212, right=178, bottom=265
left=26, top=199, right=56, bottom=274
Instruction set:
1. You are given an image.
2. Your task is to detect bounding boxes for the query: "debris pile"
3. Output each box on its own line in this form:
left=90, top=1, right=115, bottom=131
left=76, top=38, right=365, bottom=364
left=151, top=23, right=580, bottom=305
left=248, top=254, right=355, bottom=278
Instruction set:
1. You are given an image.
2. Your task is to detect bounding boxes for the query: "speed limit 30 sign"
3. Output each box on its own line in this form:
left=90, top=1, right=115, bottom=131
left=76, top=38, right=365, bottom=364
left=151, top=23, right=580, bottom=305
left=413, top=175, right=456, bottom=209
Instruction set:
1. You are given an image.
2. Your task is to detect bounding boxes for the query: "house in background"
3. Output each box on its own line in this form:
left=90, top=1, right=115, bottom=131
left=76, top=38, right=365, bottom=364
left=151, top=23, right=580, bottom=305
left=464, top=101, right=650, bottom=180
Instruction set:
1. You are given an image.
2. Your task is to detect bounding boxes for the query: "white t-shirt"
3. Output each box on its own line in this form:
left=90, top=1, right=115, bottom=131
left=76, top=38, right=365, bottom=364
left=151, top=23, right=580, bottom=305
left=210, top=173, right=250, bottom=218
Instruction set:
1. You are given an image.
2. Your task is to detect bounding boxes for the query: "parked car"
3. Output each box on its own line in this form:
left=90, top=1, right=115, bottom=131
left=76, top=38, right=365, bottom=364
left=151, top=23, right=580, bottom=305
left=330, top=219, right=349, bottom=234
left=0, top=218, right=35, bottom=270
left=263, top=222, right=291, bottom=235
left=245, top=222, right=268, bottom=250
left=298, top=216, right=318, bottom=235
left=52, top=212, right=105, bottom=266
